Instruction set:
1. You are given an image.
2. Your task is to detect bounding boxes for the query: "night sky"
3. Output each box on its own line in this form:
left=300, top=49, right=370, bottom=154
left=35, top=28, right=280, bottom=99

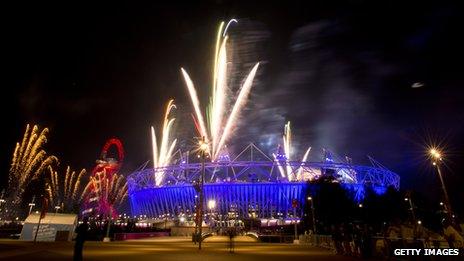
left=2, top=1, right=463, bottom=212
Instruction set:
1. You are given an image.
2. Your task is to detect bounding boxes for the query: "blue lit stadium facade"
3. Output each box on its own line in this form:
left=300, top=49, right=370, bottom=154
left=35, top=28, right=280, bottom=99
left=127, top=146, right=400, bottom=220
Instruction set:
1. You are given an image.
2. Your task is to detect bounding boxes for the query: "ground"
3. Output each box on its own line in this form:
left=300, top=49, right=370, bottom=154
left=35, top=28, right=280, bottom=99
left=0, top=236, right=356, bottom=260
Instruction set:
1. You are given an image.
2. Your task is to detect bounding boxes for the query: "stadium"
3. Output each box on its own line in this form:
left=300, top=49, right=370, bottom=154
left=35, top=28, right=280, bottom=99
left=127, top=20, right=400, bottom=226
left=127, top=144, right=400, bottom=224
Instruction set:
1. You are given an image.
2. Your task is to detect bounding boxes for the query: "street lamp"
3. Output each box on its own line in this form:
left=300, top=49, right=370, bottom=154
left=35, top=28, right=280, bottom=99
left=197, top=137, right=208, bottom=250
left=404, top=195, right=419, bottom=238
left=104, top=214, right=112, bottom=242
left=404, top=197, right=416, bottom=224
left=199, top=141, right=209, bottom=152
left=429, top=148, right=453, bottom=221
left=307, top=196, right=316, bottom=234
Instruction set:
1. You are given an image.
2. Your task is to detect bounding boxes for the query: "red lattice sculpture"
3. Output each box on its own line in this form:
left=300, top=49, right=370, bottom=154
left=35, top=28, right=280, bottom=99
left=82, top=138, right=125, bottom=218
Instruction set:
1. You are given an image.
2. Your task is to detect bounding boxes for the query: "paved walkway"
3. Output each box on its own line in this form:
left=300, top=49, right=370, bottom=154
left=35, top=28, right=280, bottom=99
left=0, top=238, right=355, bottom=260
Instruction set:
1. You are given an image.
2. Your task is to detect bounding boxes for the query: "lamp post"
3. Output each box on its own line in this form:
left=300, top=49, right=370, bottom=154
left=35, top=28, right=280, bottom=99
left=404, top=197, right=416, bottom=224
left=307, top=196, right=316, bottom=234
left=404, top=196, right=417, bottom=238
left=193, top=195, right=198, bottom=242
left=292, top=199, right=298, bottom=241
left=429, top=148, right=453, bottom=221
left=104, top=214, right=112, bottom=242
left=198, top=137, right=208, bottom=250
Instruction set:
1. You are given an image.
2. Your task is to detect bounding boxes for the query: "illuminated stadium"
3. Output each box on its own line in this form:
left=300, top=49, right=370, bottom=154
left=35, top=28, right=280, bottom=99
left=127, top=20, right=400, bottom=223
left=127, top=144, right=400, bottom=221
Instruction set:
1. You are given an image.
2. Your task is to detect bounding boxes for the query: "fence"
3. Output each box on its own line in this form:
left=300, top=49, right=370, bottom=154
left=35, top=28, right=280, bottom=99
left=300, top=234, right=454, bottom=258
left=299, top=234, right=334, bottom=249
left=114, top=231, right=170, bottom=241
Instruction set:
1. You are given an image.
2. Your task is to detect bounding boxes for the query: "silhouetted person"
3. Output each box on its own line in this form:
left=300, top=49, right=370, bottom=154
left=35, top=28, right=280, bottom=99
left=74, top=217, right=89, bottom=261
left=331, top=225, right=343, bottom=255
left=360, top=225, right=373, bottom=258
left=228, top=228, right=235, bottom=253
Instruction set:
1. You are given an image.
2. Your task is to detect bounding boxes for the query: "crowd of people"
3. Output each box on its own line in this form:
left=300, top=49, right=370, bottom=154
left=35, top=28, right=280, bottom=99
left=325, top=219, right=464, bottom=258
left=330, top=223, right=374, bottom=258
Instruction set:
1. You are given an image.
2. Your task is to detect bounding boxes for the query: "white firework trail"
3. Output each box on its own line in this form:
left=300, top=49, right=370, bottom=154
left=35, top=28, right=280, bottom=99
left=151, top=99, right=178, bottom=186
left=181, top=19, right=260, bottom=160
left=275, top=121, right=312, bottom=181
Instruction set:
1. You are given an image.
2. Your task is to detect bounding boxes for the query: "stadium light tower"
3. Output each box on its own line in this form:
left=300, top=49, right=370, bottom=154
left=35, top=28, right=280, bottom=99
left=429, top=148, right=453, bottom=221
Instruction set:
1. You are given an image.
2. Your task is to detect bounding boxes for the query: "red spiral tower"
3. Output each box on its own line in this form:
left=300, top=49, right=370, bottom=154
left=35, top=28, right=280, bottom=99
left=82, top=138, right=124, bottom=218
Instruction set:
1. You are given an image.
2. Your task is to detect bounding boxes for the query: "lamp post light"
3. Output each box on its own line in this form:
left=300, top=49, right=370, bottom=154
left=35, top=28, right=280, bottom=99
left=429, top=148, right=453, bottom=221
left=404, top=197, right=416, bottom=224
left=307, top=196, right=316, bottom=234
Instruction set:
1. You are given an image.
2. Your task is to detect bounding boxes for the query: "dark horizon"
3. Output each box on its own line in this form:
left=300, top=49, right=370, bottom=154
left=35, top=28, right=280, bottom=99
left=2, top=1, right=463, bottom=214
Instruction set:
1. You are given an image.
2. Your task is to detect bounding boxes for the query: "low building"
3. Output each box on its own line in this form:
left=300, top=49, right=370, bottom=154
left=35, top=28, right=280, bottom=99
left=20, top=213, right=77, bottom=241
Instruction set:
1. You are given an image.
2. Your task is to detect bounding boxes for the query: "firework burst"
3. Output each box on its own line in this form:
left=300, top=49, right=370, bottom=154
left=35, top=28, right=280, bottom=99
left=46, top=166, right=86, bottom=212
left=8, top=124, right=58, bottom=204
left=81, top=170, right=128, bottom=218
left=151, top=99, right=177, bottom=186
left=273, top=121, right=312, bottom=181
left=181, top=19, right=260, bottom=160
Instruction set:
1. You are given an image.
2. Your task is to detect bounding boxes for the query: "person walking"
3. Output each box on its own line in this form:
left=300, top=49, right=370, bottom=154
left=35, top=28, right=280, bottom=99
left=74, top=217, right=89, bottom=261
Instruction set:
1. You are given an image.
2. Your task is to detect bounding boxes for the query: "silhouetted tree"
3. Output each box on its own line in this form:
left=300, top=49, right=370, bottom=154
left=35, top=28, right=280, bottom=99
left=303, top=176, right=357, bottom=233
